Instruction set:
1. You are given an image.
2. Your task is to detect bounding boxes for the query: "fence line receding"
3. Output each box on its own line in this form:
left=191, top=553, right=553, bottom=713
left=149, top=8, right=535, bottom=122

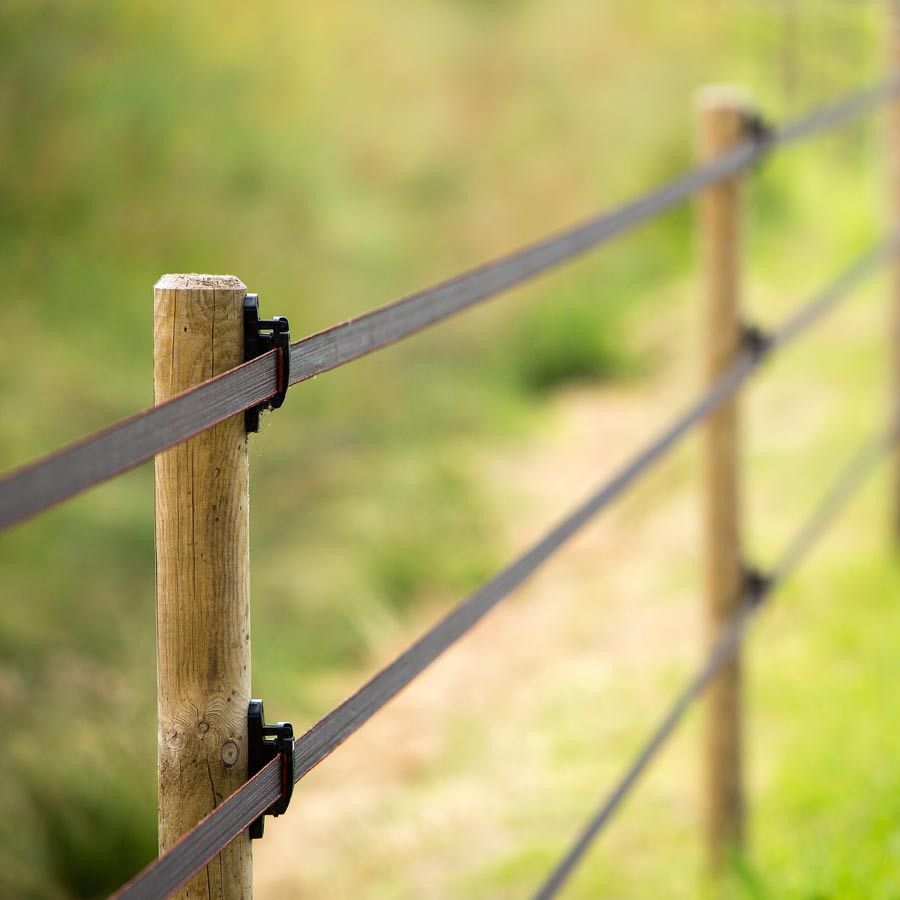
left=0, top=65, right=897, bottom=900
left=0, top=79, right=895, bottom=534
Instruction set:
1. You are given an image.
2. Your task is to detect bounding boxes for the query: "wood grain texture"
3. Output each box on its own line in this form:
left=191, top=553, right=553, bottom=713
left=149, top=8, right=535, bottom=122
left=696, top=88, right=747, bottom=871
left=154, top=274, right=252, bottom=899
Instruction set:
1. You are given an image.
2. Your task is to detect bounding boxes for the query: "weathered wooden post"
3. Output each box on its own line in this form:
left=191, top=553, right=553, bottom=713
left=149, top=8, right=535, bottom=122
left=888, top=0, right=900, bottom=539
left=154, top=274, right=252, bottom=899
left=696, top=87, right=748, bottom=873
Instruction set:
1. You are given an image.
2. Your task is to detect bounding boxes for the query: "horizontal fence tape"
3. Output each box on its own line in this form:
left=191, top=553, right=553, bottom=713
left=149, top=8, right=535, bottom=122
left=103, top=353, right=757, bottom=900
left=108, top=235, right=893, bottom=900
left=531, top=420, right=898, bottom=900
left=288, top=354, right=759, bottom=778
left=2, top=78, right=894, bottom=535
left=288, top=144, right=757, bottom=383
left=110, top=759, right=282, bottom=900
left=0, top=351, right=279, bottom=532
left=286, top=232, right=893, bottom=782
left=288, top=76, right=900, bottom=385
left=774, top=74, right=900, bottom=147
left=532, top=606, right=757, bottom=900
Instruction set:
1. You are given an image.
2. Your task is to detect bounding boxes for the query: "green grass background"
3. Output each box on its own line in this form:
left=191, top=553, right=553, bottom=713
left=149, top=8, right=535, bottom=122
left=0, top=0, right=898, bottom=897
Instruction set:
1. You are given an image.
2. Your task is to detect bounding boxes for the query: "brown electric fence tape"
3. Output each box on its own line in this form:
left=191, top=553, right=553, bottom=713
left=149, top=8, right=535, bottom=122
left=1, top=78, right=897, bottom=534
left=287, top=77, right=899, bottom=385
left=109, top=236, right=893, bottom=900
left=531, top=420, right=897, bottom=900
left=110, top=761, right=283, bottom=900
left=0, top=350, right=281, bottom=532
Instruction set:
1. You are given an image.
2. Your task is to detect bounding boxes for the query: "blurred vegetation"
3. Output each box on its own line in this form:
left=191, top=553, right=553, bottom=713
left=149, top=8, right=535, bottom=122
left=0, top=0, right=893, bottom=897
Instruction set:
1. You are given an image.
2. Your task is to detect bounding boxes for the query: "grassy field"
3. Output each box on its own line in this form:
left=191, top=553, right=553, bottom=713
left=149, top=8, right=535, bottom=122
left=0, top=0, right=894, bottom=897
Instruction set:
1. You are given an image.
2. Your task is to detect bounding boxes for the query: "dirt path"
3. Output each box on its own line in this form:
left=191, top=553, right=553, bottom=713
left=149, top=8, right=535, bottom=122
left=253, top=328, right=708, bottom=898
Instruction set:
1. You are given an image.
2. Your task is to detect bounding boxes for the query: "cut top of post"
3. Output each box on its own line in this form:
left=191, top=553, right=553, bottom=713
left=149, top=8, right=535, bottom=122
left=154, top=273, right=247, bottom=292
left=694, top=84, right=753, bottom=115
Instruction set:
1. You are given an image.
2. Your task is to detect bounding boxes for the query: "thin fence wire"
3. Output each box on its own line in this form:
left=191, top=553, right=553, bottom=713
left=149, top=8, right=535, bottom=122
left=531, top=419, right=897, bottom=900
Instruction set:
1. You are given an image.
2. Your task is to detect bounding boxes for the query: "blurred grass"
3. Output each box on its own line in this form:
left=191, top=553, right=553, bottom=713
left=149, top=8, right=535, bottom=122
left=0, top=0, right=894, bottom=897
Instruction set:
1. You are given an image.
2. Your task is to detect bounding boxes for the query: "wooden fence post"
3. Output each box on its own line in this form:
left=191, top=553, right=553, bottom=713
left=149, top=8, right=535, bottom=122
left=696, top=87, right=748, bottom=873
left=154, top=274, right=252, bottom=899
left=888, top=0, right=900, bottom=540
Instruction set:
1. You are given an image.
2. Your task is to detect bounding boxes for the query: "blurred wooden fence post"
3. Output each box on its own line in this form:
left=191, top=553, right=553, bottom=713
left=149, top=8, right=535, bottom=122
left=888, top=0, right=900, bottom=540
left=696, top=88, right=748, bottom=872
left=154, top=274, right=252, bottom=899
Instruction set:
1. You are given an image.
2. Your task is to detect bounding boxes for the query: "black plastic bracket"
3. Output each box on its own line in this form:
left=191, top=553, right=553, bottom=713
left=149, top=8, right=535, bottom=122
left=247, top=699, right=295, bottom=840
left=741, top=564, right=773, bottom=608
left=243, top=294, right=291, bottom=433
left=740, top=321, right=773, bottom=362
left=742, top=110, right=775, bottom=165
